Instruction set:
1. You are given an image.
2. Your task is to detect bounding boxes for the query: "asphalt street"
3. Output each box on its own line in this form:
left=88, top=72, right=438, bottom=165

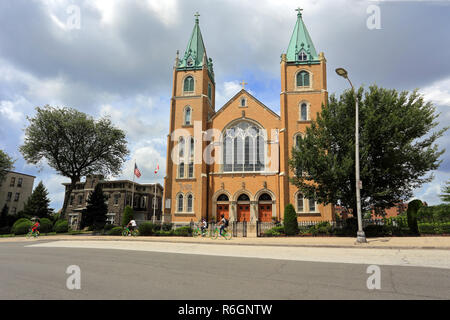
left=0, top=241, right=449, bottom=300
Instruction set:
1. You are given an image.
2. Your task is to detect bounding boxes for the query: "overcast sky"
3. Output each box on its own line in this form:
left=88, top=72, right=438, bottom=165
left=0, top=0, right=449, bottom=210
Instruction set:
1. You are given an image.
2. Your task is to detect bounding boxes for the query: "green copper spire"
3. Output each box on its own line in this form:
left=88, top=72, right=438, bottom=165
left=286, top=8, right=319, bottom=64
left=177, top=12, right=214, bottom=80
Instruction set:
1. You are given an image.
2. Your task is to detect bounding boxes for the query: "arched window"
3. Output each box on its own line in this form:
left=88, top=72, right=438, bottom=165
left=259, top=193, right=272, bottom=201
left=187, top=194, right=193, bottom=212
left=297, top=193, right=304, bottom=212
left=184, top=107, right=192, bottom=125
left=240, top=97, right=246, bottom=107
left=223, top=121, right=265, bottom=173
left=188, top=162, right=194, bottom=178
left=237, top=194, right=250, bottom=202
left=298, top=51, right=308, bottom=61
left=294, top=133, right=303, bottom=148
left=189, top=137, right=194, bottom=158
left=217, top=194, right=229, bottom=202
left=296, top=71, right=310, bottom=87
left=179, top=137, right=185, bottom=158
left=179, top=162, right=185, bottom=178
left=300, top=103, right=308, bottom=121
left=177, top=194, right=184, bottom=212
left=309, top=198, right=316, bottom=212
left=184, top=76, right=194, bottom=92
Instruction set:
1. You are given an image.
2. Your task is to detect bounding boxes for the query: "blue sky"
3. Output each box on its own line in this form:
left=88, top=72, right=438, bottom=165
left=0, top=0, right=449, bottom=210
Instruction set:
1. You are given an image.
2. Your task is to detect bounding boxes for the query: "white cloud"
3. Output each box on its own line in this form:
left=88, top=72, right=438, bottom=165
left=0, top=99, right=25, bottom=123
left=119, top=145, right=165, bottom=185
left=421, top=77, right=450, bottom=107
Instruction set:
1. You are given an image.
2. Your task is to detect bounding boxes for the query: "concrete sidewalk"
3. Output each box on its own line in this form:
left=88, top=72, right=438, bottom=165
left=2, top=234, right=450, bottom=250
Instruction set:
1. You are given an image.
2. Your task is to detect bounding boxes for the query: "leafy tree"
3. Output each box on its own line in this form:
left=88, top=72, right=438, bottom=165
left=20, top=106, right=129, bottom=219
left=22, top=181, right=53, bottom=218
left=122, top=205, right=134, bottom=227
left=407, top=199, right=423, bottom=234
left=283, top=204, right=299, bottom=236
left=440, top=180, right=450, bottom=203
left=0, top=149, right=14, bottom=183
left=81, top=184, right=107, bottom=230
left=289, top=85, right=447, bottom=215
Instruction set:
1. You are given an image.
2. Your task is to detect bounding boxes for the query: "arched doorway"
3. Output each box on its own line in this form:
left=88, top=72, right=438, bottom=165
left=216, top=194, right=229, bottom=221
left=237, top=194, right=250, bottom=222
left=258, top=193, right=273, bottom=222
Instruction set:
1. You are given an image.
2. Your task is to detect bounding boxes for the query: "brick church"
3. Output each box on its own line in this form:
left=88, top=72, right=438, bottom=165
left=163, top=10, right=334, bottom=226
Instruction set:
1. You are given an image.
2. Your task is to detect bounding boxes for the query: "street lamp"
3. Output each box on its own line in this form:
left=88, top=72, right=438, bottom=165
left=335, top=68, right=367, bottom=243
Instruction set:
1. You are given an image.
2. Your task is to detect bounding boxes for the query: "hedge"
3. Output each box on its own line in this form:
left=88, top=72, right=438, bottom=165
left=418, top=204, right=450, bottom=223
left=39, top=218, right=53, bottom=233
left=54, top=220, right=69, bottom=233
left=13, top=221, right=33, bottom=235
left=108, top=227, right=123, bottom=236
left=418, top=222, right=450, bottom=235
left=138, top=222, right=155, bottom=236
left=174, top=226, right=192, bottom=237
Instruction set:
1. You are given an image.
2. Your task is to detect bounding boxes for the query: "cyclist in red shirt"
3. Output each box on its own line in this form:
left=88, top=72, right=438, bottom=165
left=31, top=220, right=40, bottom=234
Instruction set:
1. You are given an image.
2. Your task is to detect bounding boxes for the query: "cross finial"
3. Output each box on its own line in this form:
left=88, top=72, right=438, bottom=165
left=240, top=80, right=248, bottom=90
left=295, top=7, right=303, bottom=17
left=194, top=12, right=200, bottom=22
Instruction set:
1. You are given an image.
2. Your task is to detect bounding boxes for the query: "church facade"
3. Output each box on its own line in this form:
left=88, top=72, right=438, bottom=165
left=163, top=11, right=334, bottom=226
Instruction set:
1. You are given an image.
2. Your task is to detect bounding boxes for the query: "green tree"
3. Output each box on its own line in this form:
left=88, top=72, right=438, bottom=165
left=22, top=181, right=53, bottom=218
left=81, top=184, right=108, bottom=230
left=20, top=106, right=129, bottom=219
left=289, top=85, right=447, bottom=215
left=283, top=204, right=299, bottom=236
left=122, top=205, right=134, bottom=227
left=407, top=199, right=423, bottom=234
left=0, top=149, right=14, bottom=183
left=440, top=180, right=450, bottom=203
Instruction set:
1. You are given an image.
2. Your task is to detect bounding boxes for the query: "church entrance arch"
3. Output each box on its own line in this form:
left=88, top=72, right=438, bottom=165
left=236, top=194, right=251, bottom=222
left=258, top=193, right=273, bottom=222
left=216, top=194, right=230, bottom=221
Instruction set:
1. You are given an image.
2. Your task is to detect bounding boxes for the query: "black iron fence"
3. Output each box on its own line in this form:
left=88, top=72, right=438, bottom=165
left=232, top=222, right=247, bottom=237
left=256, top=222, right=278, bottom=237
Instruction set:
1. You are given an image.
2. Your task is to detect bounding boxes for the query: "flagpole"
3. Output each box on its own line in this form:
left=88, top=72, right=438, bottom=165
left=131, top=160, right=135, bottom=210
left=153, top=182, right=156, bottom=223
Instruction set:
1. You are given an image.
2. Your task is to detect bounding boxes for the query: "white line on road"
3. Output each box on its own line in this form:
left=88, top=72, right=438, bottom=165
left=27, top=240, right=450, bottom=269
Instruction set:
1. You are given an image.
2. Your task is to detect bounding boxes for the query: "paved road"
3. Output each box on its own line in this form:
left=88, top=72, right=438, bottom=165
left=0, top=241, right=449, bottom=299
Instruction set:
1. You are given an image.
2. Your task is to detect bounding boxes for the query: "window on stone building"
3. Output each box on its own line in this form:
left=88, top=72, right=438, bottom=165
left=184, top=76, right=194, bottom=93
left=300, top=103, right=309, bottom=121
left=17, top=178, right=23, bottom=187
left=14, top=193, right=20, bottom=202
left=179, top=137, right=185, bottom=158
left=78, top=195, right=83, bottom=205
left=177, top=194, right=184, bottom=212
left=7, top=192, right=12, bottom=202
left=187, top=194, right=193, bottom=212
left=184, top=107, right=192, bottom=125
left=309, top=198, right=317, bottom=212
left=298, top=51, right=307, bottom=61
left=188, top=162, right=194, bottom=178
left=114, top=194, right=120, bottom=205
left=10, top=177, right=15, bottom=187
left=296, top=70, right=310, bottom=87
left=179, top=162, right=185, bottom=179
left=297, top=193, right=304, bottom=212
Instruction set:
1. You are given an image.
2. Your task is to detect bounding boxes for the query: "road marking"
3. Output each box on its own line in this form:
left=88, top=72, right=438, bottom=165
left=27, top=240, right=450, bottom=269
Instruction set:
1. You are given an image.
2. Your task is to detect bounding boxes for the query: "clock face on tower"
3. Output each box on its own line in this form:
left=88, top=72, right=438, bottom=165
left=187, top=57, right=194, bottom=67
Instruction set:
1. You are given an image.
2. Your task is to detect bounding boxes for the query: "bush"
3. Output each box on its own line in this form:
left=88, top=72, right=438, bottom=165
left=174, top=226, right=192, bottom=237
left=138, top=222, right=156, bottom=236
left=54, top=219, right=69, bottom=233
left=418, top=204, right=450, bottom=223
left=122, top=206, right=134, bottom=227
left=407, top=200, right=423, bottom=234
left=0, top=226, right=11, bottom=235
left=108, top=227, right=123, bottom=236
left=104, top=224, right=117, bottom=232
left=39, top=218, right=53, bottom=233
left=283, top=204, right=299, bottom=236
left=341, top=217, right=358, bottom=236
left=13, top=221, right=33, bottom=235
left=12, top=218, right=31, bottom=231
left=162, top=223, right=173, bottom=231
left=418, top=222, right=450, bottom=235
left=264, top=229, right=282, bottom=237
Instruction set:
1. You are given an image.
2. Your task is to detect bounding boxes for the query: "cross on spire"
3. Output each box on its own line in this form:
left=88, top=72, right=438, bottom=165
left=240, top=80, right=248, bottom=90
left=295, top=7, right=303, bottom=17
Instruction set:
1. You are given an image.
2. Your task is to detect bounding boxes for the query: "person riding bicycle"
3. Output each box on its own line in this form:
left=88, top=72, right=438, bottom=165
left=200, top=218, right=208, bottom=236
left=31, top=220, right=40, bottom=234
left=126, top=219, right=137, bottom=235
left=217, top=214, right=228, bottom=237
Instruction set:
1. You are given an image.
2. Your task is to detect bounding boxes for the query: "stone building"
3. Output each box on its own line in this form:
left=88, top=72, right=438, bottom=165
left=63, top=175, right=163, bottom=229
left=163, top=11, right=334, bottom=228
left=0, top=171, right=35, bottom=215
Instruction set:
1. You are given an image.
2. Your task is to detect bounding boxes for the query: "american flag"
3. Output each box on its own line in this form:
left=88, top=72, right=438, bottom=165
left=134, top=163, right=141, bottom=178
left=154, top=164, right=159, bottom=174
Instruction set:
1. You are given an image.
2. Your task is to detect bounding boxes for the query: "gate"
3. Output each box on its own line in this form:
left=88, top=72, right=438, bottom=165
left=232, top=221, right=247, bottom=237
left=256, top=221, right=277, bottom=237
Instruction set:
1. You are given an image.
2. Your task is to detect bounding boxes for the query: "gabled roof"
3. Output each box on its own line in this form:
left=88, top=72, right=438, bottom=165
left=210, top=89, right=280, bottom=121
left=286, top=10, right=320, bottom=64
left=177, top=14, right=214, bottom=80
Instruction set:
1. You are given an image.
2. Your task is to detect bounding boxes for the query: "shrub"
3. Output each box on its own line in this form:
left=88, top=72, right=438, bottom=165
left=162, top=223, right=173, bottom=231
left=104, top=224, right=116, bottom=232
left=12, top=218, right=31, bottom=231
left=341, top=217, right=358, bottom=236
left=174, top=226, right=192, bottom=237
left=122, top=206, right=134, bottom=227
left=54, top=220, right=69, bottom=233
left=407, top=200, right=423, bottom=234
left=283, top=204, right=299, bottom=236
left=315, top=221, right=332, bottom=235
left=418, top=222, right=450, bottom=235
left=0, top=226, right=11, bottom=235
left=108, top=227, right=123, bottom=236
left=39, top=218, right=53, bottom=233
left=418, top=204, right=450, bottom=223
left=264, top=229, right=281, bottom=237
left=13, top=221, right=33, bottom=235
left=138, top=222, right=155, bottom=236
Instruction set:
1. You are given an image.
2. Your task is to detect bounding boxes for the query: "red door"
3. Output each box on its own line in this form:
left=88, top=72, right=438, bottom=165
left=237, top=204, right=250, bottom=222
left=216, top=204, right=229, bottom=221
left=258, top=204, right=272, bottom=222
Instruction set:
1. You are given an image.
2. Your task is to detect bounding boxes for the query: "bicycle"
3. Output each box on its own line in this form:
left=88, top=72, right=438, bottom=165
left=26, top=229, right=40, bottom=239
left=192, top=226, right=208, bottom=238
left=122, top=227, right=139, bottom=237
left=210, top=226, right=232, bottom=240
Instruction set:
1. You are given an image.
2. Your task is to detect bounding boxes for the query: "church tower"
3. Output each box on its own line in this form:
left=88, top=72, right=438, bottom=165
left=163, top=13, right=215, bottom=223
left=279, top=9, right=332, bottom=220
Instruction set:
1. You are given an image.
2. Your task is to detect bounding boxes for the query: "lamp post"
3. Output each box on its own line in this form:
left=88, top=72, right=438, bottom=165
left=335, top=68, right=366, bottom=243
